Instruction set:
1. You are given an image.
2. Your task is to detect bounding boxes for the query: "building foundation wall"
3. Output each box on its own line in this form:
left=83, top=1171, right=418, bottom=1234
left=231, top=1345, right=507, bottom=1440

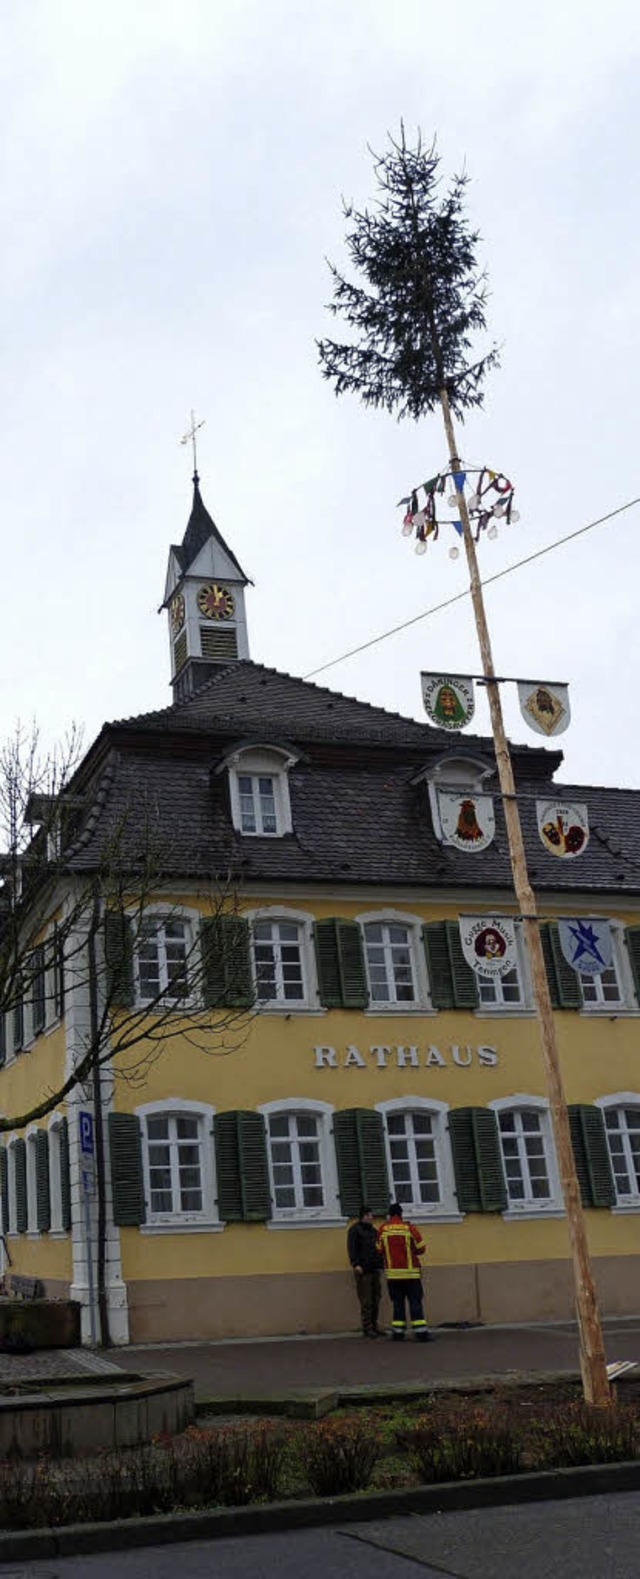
left=125, top=1255, right=640, bottom=1343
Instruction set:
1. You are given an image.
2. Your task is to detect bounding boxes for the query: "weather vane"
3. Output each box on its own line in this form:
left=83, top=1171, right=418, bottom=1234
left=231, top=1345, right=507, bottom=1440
left=180, top=409, right=206, bottom=476
left=398, top=464, right=520, bottom=558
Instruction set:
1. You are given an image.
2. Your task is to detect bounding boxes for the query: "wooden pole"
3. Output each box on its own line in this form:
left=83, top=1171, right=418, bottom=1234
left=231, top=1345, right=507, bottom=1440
left=438, top=387, right=610, bottom=1407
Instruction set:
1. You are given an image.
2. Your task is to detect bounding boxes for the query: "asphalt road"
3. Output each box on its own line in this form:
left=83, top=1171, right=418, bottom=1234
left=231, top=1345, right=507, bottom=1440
left=9, top=1493, right=640, bottom=1578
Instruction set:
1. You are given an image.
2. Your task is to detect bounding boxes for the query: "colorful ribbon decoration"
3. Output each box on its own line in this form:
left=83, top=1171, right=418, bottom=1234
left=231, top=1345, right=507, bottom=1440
left=398, top=465, right=520, bottom=557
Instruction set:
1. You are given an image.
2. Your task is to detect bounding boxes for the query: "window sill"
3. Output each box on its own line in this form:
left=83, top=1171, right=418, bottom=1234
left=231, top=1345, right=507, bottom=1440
left=266, top=1216, right=348, bottom=1231
left=363, top=1006, right=436, bottom=1017
left=257, top=1004, right=326, bottom=1016
left=49, top=1229, right=68, bottom=1239
left=140, top=1221, right=225, bottom=1235
left=578, top=1008, right=638, bottom=1018
left=405, top=1210, right=463, bottom=1225
left=611, top=1202, right=640, bottom=1214
left=234, top=829, right=285, bottom=839
left=26, top=1231, right=42, bottom=1241
left=474, top=1008, right=536, bottom=1018
left=502, top=1207, right=565, bottom=1221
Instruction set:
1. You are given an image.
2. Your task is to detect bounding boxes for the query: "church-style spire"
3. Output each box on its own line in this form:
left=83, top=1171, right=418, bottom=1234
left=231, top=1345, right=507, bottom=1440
left=163, top=469, right=252, bottom=704
left=178, top=472, right=249, bottom=586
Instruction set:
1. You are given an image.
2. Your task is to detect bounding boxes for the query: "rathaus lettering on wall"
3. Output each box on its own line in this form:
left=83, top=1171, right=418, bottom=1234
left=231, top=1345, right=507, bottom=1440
left=313, top=1044, right=498, bottom=1069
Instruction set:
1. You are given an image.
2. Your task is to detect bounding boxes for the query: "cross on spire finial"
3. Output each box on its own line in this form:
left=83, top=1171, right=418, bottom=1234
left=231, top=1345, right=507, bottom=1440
left=180, top=409, right=206, bottom=479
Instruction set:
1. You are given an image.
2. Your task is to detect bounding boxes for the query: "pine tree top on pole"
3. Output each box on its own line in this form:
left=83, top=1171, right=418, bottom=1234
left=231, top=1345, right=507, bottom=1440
left=318, top=125, right=499, bottom=421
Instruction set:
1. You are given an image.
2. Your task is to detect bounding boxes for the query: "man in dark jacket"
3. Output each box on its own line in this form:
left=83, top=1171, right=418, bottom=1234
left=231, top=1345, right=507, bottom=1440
left=347, top=1204, right=384, bottom=1337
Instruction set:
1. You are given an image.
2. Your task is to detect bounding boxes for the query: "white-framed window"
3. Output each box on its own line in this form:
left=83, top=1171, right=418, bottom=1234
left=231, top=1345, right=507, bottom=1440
left=135, top=913, right=195, bottom=1006
left=489, top=1098, right=559, bottom=1218
left=238, top=774, right=278, bottom=835
left=489, top=1096, right=562, bottom=1216
left=579, top=926, right=636, bottom=1013
left=138, top=1100, right=218, bottom=1229
left=596, top=1096, right=640, bottom=1206
left=377, top=1097, right=460, bottom=1220
left=357, top=911, right=431, bottom=1012
left=248, top=908, right=318, bottom=1011
left=223, top=745, right=296, bottom=839
left=476, top=926, right=528, bottom=1010
left=258, top=1099, right=343, bottom=1226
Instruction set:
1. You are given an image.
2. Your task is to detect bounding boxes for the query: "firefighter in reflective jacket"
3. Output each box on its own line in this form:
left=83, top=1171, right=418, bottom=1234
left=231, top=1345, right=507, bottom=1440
left=377, top=1201, right=432, bottom=1342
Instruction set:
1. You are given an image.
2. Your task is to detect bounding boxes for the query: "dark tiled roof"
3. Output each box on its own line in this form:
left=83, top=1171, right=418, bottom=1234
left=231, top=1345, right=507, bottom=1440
left=109, top=661, right=562, bottom=761
left=64, top=665, right=640, bottom=897
left=168, top=476, right=249, bottom=586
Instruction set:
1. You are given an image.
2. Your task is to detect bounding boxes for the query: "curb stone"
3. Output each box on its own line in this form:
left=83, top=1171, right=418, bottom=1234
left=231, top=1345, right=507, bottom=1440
left=2, top=1459, right=640, bottom=1564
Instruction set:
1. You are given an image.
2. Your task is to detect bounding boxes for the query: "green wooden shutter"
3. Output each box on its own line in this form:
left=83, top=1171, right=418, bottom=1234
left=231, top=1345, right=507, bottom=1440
left=108, top=1112, right=146, bottom=1226
left=31, top=946, right=46, bottom=1037
left=213, top=1111, right=270, bottom=1221
left=58, top=1117, right=70, bottom=1225
left=422, top=922, right=454, bottom=1008
left=0, top=1149, right=9, bottom=1235
left=356, top=1110, right=390, bottom=1214
left=540, top=922, right=560, bottom=1008
left=449, top=1107, right=507, bottom=1212
left=625, top=927, right=640, bottom=1005
left=224, top=918, right=254, bottom=1008
left=53, top=923, right=65, bottom=1019
left=104, top=913, right=134, bottom=1007
left=35, top=1129, right=51, bottom=1232
left=569, top=1105, right=616, bottom=1208
left=313, top=920, right=369, bottom=1009
left=540, top=922, right=582, bottom=1009
left=446, top=922, right=479, bottom=1009
left=59, top=1118, right=71, bottom=1230
left=201, top=917, right=254, bottom=1009
left=213, top=1112, right=244, bottom=1221
left=237, top=1112, right=271, bottom=1219
left=13, top=980, right=24, bottom=1053
left=14, top=1139, right=27, bottom=1233
left=332, top=1109, right=390, bottom=1216
left=333, top=1110, right=363, bottom=1216
left=422, top=923, right=478, bottom=1009
left=314, top=920, right=344, bottom=1007
left=336, top=922, right=368, bottom=1008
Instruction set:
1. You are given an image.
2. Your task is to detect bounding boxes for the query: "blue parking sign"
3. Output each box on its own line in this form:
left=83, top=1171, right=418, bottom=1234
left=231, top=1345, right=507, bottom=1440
left=79, top=1110, right=94, bottom=1156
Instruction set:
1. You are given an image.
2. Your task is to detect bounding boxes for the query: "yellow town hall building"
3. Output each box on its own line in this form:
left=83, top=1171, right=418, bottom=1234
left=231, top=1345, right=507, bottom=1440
left=1, top=478, right=640, bottom=1345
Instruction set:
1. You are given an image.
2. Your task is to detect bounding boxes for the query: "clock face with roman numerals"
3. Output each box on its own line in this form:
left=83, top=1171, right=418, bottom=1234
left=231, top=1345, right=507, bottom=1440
left=170, top=593, right=185, bottom=634
left=197, top=582, right=235, bottom=620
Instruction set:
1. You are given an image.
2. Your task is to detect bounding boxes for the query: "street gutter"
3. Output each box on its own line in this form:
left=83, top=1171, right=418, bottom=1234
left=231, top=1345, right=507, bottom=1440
left=2, top=1458, right=640, bottom=1565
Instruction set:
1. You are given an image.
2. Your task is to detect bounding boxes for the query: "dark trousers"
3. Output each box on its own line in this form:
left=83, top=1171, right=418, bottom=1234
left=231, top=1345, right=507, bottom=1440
left=354, top=1269, right=382, bottom=1333
left=388, top=1277, right=426, bottom=1336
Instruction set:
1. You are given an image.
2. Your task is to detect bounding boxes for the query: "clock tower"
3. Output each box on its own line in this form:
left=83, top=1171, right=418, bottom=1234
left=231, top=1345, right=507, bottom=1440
left=163, top=473, right=251, bottom=703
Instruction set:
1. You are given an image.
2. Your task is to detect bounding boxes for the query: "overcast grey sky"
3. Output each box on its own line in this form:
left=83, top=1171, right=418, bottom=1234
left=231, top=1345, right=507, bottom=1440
left=2, top=0, right=639, bottom=785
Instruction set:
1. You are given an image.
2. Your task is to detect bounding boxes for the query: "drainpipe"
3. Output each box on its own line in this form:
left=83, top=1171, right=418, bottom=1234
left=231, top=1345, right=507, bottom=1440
left=88, top=883, right=110, bottom=1347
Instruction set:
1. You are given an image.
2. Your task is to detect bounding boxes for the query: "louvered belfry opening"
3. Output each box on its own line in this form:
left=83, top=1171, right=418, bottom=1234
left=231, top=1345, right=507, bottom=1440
left=199, top=626, right=238, bottom=662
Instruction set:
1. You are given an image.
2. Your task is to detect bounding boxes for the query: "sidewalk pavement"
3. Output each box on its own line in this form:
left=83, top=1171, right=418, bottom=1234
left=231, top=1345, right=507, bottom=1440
left=111, top=1317, right=640, bottom=1401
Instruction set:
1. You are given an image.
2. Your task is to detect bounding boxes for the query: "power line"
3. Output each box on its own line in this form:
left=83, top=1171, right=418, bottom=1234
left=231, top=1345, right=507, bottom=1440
left=304, top=494, right=640, bottom=681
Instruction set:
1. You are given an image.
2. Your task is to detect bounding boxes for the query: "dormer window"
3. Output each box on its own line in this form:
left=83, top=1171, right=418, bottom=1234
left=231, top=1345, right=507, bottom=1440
left=238, top=774, right=278, bottom=835
left=413, top=753, right=495, bottom=846
left=221, top=744, right=298, bottom=839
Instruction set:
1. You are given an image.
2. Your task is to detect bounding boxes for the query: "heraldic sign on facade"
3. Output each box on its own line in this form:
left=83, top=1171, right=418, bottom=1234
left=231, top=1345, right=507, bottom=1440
left=2, top=476, right=640, bottom=1345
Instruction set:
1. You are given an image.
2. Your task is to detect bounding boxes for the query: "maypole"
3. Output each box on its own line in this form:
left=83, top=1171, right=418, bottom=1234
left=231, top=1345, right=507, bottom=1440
left=318, top=126, right=611, bottom=1405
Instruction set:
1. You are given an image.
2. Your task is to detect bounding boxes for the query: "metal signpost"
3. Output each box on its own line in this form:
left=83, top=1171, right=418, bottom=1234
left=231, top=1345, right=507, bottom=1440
left=78, top=1110, right=97, bottom=1346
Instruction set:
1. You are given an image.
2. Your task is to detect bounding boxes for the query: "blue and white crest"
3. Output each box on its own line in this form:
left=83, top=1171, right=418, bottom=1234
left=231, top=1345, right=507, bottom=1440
left=557, top=918, right=613, bottom=977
